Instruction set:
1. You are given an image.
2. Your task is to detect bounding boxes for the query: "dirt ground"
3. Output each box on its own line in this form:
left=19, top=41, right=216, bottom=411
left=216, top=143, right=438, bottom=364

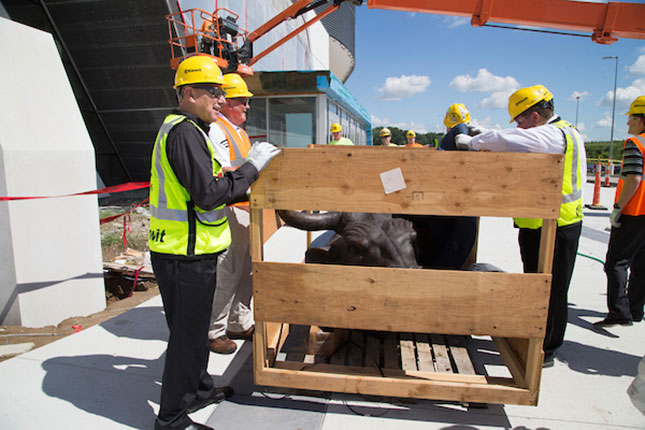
left=0, top=205, right=157, bottom=363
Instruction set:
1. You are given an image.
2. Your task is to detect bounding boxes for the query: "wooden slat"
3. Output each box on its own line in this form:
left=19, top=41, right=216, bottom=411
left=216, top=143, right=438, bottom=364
left=251, top=148, right=563, bottom=219
left=415, top=334, right=435, bottom=372
left=254, top=262, right=551, bottom=338
left=448, top=335, right=477, bottom=375
left=538, top=219, right=558, bottom=274
left=400, top=333, right=417, bottom=371
left=257, top=366, right=536, bottom=405
left=431, top=334, right=453, bottom=373
left=365, top=334, right=381, bottom=369
left=347, top=331, right=364, bottom=367
left=383, top=333, right=399, bottom=369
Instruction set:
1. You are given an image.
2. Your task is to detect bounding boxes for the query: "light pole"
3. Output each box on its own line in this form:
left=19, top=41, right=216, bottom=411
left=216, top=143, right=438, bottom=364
left=602, top=55, right=618, bottom=162
left=575, top=95, right=580, bottom=128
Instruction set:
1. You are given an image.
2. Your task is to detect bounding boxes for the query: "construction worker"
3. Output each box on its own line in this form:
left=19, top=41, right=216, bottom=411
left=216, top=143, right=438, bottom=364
left=594, top=95, right=645, bottom=327
left=405, top=130, right=423, bottom=147
left=328, top=122, right=353, bottom=145
left=207, top=73, right=256, bottom=354
left=439, top=103, right=474, bottom=150
left=149, top=56, right=280, bottom=430
left=378, top=127, right=398, bottom=146
left=455, top=85, right=586, bottom=368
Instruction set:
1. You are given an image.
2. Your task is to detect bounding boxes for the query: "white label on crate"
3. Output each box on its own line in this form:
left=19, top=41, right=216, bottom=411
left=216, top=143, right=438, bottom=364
left=379, top=168, right=406, bottom=195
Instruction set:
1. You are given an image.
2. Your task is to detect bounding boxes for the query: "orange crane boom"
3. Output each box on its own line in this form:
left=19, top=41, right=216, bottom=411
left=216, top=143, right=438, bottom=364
left=367, top=0, right=645, bottom=44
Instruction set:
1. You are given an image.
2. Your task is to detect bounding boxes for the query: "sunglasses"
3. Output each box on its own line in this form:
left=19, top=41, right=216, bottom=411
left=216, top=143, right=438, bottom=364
left=230, top=98, right=250, bottom=106
left=191, top=85, right=225, bottom=98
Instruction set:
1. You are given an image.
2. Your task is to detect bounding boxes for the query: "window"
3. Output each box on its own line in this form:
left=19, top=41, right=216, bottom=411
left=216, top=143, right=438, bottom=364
left=269, top=97, right=316, bottom=148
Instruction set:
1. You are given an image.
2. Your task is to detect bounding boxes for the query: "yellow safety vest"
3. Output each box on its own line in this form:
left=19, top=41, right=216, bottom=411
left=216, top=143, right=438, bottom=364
left=148, top=114, right=231, bottom=256
left=514, top=119, right=584, bottom=229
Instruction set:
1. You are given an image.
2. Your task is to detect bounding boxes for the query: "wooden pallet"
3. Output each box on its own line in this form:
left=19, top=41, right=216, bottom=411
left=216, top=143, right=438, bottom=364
left=276, top=327, right=477, bottom=377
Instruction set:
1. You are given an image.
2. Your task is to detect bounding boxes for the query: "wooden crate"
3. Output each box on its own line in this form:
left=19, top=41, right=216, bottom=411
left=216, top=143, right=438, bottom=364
left=249, top=146, right=563, bottom=406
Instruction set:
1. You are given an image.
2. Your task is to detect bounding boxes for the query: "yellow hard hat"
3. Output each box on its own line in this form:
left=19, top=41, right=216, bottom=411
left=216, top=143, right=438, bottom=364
left=626, top=95, right=645, bottom=115
left=507, top=85, right=554, bottom=123
left=222, top=73, right=254, bottom=98
left=444, top=103, right=471, bottom=128
left=406, top=130, right=416, bottom=138
left=331, top=122, right=342, bottom=133
left=379, top=128, right=392, bottom=137
left=174, top=55, right=224, bottom=89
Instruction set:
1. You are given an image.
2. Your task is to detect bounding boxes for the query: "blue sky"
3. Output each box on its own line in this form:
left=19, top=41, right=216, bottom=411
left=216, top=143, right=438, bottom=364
left=344, top=4, right=645, bottom=143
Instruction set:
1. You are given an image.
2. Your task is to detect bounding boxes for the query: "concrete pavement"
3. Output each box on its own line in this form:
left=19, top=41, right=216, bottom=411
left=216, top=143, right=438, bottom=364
left=0, top=181, right=643, bottom=429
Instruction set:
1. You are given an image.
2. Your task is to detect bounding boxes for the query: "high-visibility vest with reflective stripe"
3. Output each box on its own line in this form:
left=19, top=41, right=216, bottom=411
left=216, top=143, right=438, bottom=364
left=212, top=116, right=251, bottom=208
left=148, top=114, right=231, bottom=256
left=213, top=116, right=251, bottom=167
left=615, top=134, right=645, bottom=216
left=514, top=120, right=584, bottom=229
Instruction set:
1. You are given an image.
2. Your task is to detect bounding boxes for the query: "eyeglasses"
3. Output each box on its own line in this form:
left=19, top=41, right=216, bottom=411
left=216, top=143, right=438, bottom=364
left=515, top=112, right=530, bottom=127
left=230, top=98, right=250, bottom=106
left=191, top=85, right=225, bottom=98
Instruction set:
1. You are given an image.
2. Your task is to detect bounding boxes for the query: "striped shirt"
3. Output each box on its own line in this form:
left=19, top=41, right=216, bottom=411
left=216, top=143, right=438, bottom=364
left=621, top=139, right=644, bottom=177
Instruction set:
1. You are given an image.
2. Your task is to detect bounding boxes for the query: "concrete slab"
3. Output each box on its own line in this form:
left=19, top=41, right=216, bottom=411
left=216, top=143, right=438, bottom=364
left=0, top=342, right=34, bottom=358
left=0, top=181, right=643, bottom=429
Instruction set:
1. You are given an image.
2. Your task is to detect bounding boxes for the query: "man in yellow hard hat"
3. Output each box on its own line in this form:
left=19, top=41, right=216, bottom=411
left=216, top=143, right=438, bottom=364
left=439, top=103, right=481, bottom=150
left=328, top=122, right=354, bottom=145
left=595, top=95, right=645, bottom=327
left=405, top=130, right=423, bottom=147
left=378, top=127, right=398, bottom=146
left=206, top=73, right=257, bottom=355
left=455, top=85, right=586, bottom=368
left=149, top=56, right=280, bottom=430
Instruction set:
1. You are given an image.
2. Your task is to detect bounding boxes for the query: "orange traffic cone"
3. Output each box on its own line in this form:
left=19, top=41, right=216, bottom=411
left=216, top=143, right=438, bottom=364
left=603, top=161, right=611, bottom=187
left=585, top=158, right=607, bottom=210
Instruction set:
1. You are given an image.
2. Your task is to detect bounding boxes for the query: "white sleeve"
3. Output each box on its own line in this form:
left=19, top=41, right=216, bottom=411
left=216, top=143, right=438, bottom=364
left=208, top=122, right=232, bottom=167
left=470, top=125, right=565, bottom=154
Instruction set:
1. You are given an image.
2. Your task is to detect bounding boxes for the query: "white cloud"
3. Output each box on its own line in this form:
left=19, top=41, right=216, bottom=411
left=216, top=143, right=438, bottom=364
left=471, top=117, right=503, bottom=131
left=596, top=112, right=613, bottom=128
left=576, top=122, right=586, bottom=132
left=377, top=75, right=431, bottom=101
left=628, top=55, right=645, bottom=75
left=597, top=78, right=645, bottom=108
left=444, top=16, right=468, bottom=28
left=568, top=91, right=589, bottom=101
left=480, top=91, right=513, bottom=109
left=450, top=69, right=520, bottom=93
left=371, top=114, right=385, bottom=127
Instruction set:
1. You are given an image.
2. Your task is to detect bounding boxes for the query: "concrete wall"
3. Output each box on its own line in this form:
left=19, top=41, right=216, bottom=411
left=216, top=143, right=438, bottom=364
left=0, top=17, right=105, bottom=327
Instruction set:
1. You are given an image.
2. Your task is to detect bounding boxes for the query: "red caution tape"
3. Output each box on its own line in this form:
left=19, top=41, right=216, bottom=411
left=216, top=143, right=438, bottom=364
left=0, top=182, right=150, bottom=201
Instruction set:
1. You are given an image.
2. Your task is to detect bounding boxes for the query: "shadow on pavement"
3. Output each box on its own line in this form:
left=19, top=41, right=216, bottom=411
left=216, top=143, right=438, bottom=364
left=558, top=340, right=640, bottom=377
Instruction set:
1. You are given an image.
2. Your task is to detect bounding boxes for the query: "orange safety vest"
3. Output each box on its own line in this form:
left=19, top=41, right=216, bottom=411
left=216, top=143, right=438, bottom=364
left=213, top=116, right=252, bottom=208
left=615, top=134, right=645, bottom=216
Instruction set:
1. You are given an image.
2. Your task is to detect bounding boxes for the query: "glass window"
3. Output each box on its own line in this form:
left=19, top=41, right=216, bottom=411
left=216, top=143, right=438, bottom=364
left=269, top=97, right=316, bottom=148
left=246, top=98, right=267, bottom=143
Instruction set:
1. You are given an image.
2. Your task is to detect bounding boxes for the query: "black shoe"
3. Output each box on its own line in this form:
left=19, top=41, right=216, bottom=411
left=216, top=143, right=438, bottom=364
left=593, top=316, right=633, bottom=327
left=543, top=351, right=556, bottom=368
left=186, top=386, right=234, bottom=413
left=154, top=418, right=213, bottom=430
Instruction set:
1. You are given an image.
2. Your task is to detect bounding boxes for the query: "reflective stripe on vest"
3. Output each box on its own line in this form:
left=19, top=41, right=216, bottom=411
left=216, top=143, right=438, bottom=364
left=149, top=114, right=230, bottom=256
left=514, top=120, right=584, bottom=229
left=213, top=116, right=251, bottom=168
left=615, top=134, right=645, bottom=216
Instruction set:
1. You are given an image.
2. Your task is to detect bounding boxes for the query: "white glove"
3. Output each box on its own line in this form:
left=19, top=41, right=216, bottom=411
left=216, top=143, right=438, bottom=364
left=455, top=133, right=473, bottom=150
left=246, top=141, right=281, bottom=172
left=468, top=125, right=486, bottom=136
left=610, top=206, right=622, bottom=228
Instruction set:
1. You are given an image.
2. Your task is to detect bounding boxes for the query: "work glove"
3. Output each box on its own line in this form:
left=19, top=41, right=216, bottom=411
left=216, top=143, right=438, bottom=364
left=455, top=133, right=473, bottom=150
left=246, top=141, right=281, bottom=172
left=610, top=206, right=622, bottom=228
left=468, top=125, right=486, bottom=136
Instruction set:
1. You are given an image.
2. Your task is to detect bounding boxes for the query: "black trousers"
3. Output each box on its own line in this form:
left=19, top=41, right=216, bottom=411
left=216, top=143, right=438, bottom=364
left=151, top=253, right=219, bottom=429
left=518, top=222, right=582, bottom=354
left=604, top=215, right=645, bottom=321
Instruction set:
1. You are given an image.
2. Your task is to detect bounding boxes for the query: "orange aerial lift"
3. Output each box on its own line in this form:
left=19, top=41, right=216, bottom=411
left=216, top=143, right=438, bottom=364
left=166, top=0, right=645, bottom=74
